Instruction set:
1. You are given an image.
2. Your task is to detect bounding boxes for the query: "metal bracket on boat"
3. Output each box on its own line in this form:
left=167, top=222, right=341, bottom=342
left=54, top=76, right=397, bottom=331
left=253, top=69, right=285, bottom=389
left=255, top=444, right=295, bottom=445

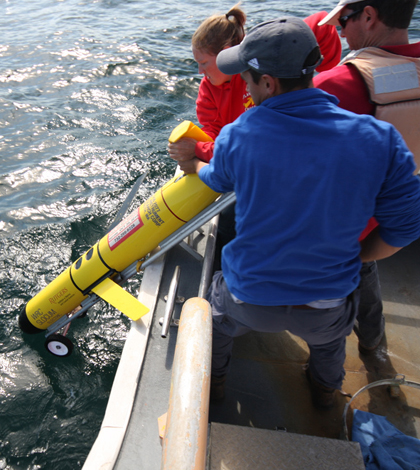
left=178, top=226, right=206, bottom=261
left=45, top=295, right=100, bottom=338
left=160, top=265, right=182, bottom=338
left=198, top=215, right=218, bottom=298
left=178, top=240, right=203, bottom=261
left=342, top=373, right=420, bottom=440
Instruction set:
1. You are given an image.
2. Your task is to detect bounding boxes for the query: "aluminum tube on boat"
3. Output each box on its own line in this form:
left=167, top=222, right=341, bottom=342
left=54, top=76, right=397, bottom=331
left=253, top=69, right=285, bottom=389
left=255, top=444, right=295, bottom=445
left=161, top=297, right=212, bottom=470
left=161, top=265, right=181, bottom=338
left=198, top=215, right=218, bottom=298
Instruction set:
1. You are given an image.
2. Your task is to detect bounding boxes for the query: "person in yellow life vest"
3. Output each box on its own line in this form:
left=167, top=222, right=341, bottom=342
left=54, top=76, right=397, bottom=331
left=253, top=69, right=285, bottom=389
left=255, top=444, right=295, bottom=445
left=314, top=0, right=420, bottom=355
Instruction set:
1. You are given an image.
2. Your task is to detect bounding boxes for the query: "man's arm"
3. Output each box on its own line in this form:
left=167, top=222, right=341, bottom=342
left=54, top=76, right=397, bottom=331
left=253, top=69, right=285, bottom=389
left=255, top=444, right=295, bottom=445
left=359, top=226, right=402, bottom=262
left=178, top=157, right=208, bottom=175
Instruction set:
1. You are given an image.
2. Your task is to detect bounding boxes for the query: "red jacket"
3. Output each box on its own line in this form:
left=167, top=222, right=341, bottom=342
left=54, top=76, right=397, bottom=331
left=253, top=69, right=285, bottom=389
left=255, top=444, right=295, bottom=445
left=195, top=74, right=253, bottom=162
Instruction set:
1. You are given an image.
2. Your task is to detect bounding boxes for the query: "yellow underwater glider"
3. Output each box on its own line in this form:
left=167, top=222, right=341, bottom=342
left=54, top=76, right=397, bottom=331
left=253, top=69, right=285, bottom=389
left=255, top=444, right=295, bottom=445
left=19, top=121, right=218, bottom=356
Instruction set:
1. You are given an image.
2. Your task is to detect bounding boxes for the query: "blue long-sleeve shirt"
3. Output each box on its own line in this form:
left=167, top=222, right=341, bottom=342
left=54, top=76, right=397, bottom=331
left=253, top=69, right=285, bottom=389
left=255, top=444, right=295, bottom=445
left=199, top=88, right=420, bottom=305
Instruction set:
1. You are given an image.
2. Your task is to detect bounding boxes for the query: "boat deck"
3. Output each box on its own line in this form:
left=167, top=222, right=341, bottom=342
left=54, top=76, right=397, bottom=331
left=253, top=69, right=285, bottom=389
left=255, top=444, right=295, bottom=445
left=83, top=230, right=420, bottom=469
left=114, top=241, right=207, bottom=470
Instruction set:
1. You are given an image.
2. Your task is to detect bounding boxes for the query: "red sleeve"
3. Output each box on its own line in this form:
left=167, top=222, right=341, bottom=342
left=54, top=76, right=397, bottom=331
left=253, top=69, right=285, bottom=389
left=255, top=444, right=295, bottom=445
left=195, top=141, right=215, bottom=163
left=195, top=75, right=253, bottom=161
left=314, top=63, right=375, bottom=114
left=196, top=78, right=225, bottom=141
left=359, top=218, right=379, bottom=241
left=304, top=11, right=342, bottom=72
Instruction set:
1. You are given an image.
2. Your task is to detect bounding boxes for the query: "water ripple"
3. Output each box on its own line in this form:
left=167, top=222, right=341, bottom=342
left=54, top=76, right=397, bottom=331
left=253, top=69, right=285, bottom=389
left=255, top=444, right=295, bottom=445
left=1, top=0, right=419, bottom=468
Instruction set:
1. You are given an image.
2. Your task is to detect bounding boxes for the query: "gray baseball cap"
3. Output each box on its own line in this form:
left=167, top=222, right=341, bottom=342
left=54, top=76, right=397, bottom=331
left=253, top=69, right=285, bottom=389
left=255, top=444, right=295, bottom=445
left=216, top=17, right=322, bottom=79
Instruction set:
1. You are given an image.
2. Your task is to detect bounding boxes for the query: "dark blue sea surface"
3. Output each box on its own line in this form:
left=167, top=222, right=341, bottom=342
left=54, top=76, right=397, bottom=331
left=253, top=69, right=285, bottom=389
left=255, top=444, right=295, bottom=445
left=0, top=0, right=419, bottom=468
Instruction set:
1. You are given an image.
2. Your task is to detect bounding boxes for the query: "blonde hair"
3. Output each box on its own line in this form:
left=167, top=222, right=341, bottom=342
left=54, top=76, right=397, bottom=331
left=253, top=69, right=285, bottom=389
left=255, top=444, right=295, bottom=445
left=192, top=4, right=246, bottom=56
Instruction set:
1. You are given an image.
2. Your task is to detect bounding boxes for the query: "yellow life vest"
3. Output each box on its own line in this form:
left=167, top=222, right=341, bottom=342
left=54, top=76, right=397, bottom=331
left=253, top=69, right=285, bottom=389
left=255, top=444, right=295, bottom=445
left=342, top=47, right=420, bottom=173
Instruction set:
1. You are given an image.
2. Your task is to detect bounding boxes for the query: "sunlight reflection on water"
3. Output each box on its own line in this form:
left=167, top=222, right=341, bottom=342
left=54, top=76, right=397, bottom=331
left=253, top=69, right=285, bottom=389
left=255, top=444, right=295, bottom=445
left=0, top=0, right=419, bottom=467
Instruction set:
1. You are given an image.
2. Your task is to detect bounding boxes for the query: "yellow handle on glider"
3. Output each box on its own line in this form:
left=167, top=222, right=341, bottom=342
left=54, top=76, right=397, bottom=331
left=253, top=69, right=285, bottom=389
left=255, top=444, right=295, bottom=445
left=169, top=121, right=214, bottom=143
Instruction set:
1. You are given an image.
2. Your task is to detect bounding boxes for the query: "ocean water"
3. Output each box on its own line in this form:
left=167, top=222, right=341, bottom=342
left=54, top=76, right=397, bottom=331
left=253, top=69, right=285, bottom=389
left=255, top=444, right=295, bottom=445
left=0, top=0, right=419, bottom=468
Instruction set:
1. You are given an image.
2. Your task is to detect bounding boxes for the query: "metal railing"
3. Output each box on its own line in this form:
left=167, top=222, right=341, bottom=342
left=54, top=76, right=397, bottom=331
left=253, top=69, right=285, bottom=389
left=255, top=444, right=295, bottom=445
left=343, top=374, right=420, bottom=440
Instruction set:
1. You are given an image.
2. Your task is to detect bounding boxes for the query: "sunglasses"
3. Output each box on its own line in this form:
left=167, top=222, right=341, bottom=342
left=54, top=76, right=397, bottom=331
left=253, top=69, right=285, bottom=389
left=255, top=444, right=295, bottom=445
left=338, top=8, right=363, bottom=28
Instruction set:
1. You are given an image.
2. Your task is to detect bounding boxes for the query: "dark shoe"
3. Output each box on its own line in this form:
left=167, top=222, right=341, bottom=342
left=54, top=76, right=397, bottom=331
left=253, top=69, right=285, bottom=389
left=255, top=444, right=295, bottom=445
left=305, top=368, right=336, bottom=410
left=358, top=333, right=384, bottom=355
left=210, top=375, right=226, bottom=402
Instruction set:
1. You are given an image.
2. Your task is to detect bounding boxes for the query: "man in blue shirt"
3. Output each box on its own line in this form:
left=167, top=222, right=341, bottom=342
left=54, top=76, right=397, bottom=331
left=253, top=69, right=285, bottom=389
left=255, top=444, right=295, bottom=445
left=178, top=17, right=420, bottom=408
